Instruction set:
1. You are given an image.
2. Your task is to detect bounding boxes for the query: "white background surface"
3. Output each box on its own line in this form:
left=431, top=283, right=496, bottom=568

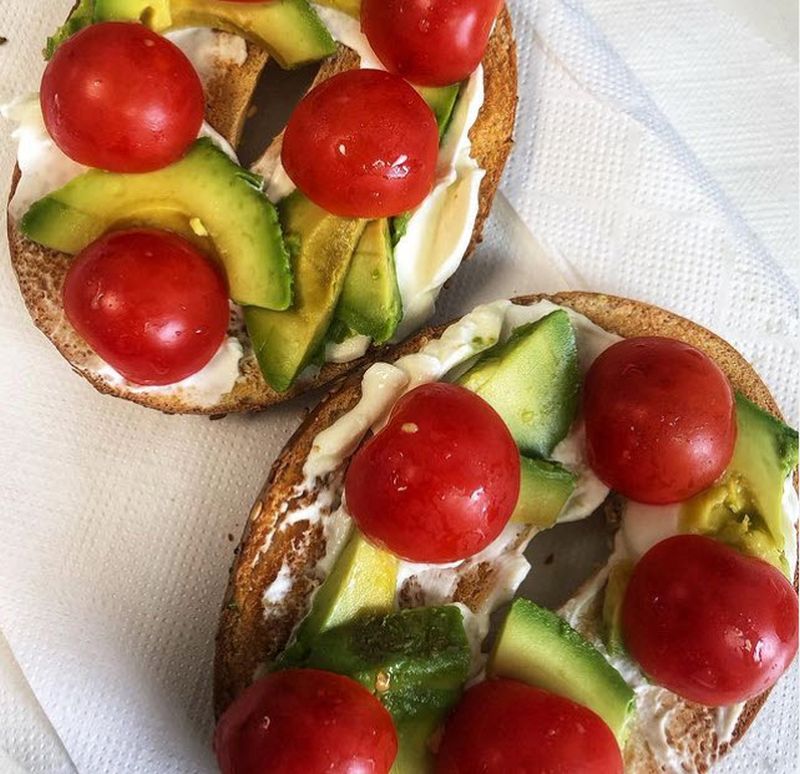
left=0, top=1, right=798, bottom=772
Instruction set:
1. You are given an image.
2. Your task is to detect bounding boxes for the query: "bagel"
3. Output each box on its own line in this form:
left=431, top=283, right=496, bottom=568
left=5, top=4, right=517, bottom=414
left=214, top=291, right=796, bottom=773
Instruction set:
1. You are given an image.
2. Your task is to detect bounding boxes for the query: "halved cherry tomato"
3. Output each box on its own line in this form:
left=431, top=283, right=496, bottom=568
left=214, top=669, right=398, bottom=774
left=345, top=382, right=520, bottom=563
left=583, top=337, right=736, bottom=504
left=362, top=0, right=503, bottom=87
left=436, top=679, right=623, bottom=773
left=623, top=535, right=798, bottom=706
left=41, top=22, right=204, bottom=172
left=281, top=69, right=439, bottom=217
left=63, top=229, right=229, bottom=386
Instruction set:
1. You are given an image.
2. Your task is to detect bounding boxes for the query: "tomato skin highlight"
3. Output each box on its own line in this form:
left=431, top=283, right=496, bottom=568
left=344, top=383, right=520, bottom=563
left=623, top=535, right=799, bottom=706
left=214, top=669, right=398, bottom=774
left=436, top=679, right=623, bottom=774
left=41, top=22, right=204, bottom=173
left=63, top=229, right=229, bottom=386
left=281, top=69, right=439, bottom=217
left=362, top=0, right=503, bottom=87
left=583, top=336, right=736, bottom=504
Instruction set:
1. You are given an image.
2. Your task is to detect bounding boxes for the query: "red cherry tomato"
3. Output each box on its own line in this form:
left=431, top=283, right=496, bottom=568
left=436, top=679, right=623, bottom=774
left=281, top=69, right=439, bottom=217
left=345, top=382, right=520, bottom=563
left=623, top=535, right=799, bottom=706
left=41, top=23, right=204, bottom=172
left=583, top=337, right=736, bottom=504
left=63, top=228, right=229, bottom=386
left=214, top=669, right=398, bottom=774
left=362, top=0, right=503, bottom=87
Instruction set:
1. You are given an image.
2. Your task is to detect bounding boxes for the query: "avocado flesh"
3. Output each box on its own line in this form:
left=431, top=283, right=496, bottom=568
left=245, top=192, right=366, bottom=391
left=489, top=598, right=634, bottom=742
left=680, top=393, right=799, bottom=576
left=512, top=456, right=577, bottom=527
left=279, top=606, right=471, bottom=773
left=294, top=530, right=398, bottom=645
left=21, top=138, right=292, bottom=310
left=334, top=218, right=402, bottom=344
left=458, top=311, right=581, bottom=458
left=87, top=0, right=336, bottom=68
left=601, top=560, right=634, bottom=658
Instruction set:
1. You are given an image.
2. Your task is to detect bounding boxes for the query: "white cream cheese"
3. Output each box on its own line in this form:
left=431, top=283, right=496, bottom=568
left=164, top=28, right=247, bottom=83
left=90, top=334, right=244, bottom=409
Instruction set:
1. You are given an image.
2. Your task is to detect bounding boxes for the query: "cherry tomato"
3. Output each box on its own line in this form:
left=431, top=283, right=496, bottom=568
left=623, top=535, right=798, bottom=706
left=281, top=69, right=439, bottom=217
left=63, top=229, right=229, bottom=386
left=214, top=669, right=398, bottom=774
left=583, top=337, right=736, bottom=504
left=362, top=0, right=503, bottom=87
left=41, top=23, right=204, bottom=172
left=436, top=679, right=623, bottom=773
left=345, top=382, right=520, bottom=563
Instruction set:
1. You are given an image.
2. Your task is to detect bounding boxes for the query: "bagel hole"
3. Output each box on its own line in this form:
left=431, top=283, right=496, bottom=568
left=238, top=60, right=321, bottom=168
left=486, top=507, right=615, bottom=646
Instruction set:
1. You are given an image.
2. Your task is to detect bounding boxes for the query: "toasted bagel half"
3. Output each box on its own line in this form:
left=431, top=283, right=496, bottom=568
left=215, top=291, right=794, bottom=773
left=6, top=8, right=517, bottom=414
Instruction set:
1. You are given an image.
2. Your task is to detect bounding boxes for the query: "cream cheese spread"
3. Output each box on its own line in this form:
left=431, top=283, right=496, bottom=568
left=90, top=334, right=243, bottom=409
left=164, top=28, right=248, bottom=83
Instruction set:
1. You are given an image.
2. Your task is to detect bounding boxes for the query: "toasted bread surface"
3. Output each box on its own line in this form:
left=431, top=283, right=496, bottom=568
left=214, top=292, right=791, bottom=773
left=6, top=9, right=517, bottom=414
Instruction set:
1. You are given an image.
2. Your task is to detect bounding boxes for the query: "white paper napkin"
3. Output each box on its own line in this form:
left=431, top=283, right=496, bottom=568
left=0, top=0, right=797, bottom=772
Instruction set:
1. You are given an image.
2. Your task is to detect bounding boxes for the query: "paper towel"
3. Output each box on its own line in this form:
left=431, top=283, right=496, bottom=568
left=0, top=0, right=797, bottom=772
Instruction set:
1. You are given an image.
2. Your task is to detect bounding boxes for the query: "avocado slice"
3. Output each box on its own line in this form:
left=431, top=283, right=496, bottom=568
left=21, top=138, right=292, bottom=310
left=680, top=393, right=799, bottom=575
left=458, top=311, right=581, bottom=458
left=417, top=84, right=462, bottom=140
left=295, top=530, right=398, bottom=644
left=53, top=0, right=336, bottom=67
left=601, top=560, right=634, bottom=658
left=280, top=606, right=471, bottom=771
left=334, top=219, right=402, bottom=344
left=512, top=456, right=577, bottom=527
left=488, top=598, right=635, bottom=741
left=245, top=192, right=366, bottom=391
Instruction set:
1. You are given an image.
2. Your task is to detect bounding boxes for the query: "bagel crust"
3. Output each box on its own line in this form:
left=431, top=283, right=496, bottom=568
left=215, top=292, right=793, bottom=773
left=5, top=8, right=518, bottom=414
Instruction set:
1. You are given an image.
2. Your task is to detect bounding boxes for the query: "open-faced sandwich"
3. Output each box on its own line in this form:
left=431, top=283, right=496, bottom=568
left=4, top=0, right=516, bottom=413
left=215, top=292, right=798, bottom=773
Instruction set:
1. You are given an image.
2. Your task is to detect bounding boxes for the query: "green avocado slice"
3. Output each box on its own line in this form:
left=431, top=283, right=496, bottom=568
left=278, top=606, right=472, bottom=773
left=245, top=191, right=366, bottom=391
left=458, top=311, right=581, bottom=458
left=489, top=598, right=635, bottom=742
left=334, top=218, right=402, bottom=344
left=512, top=456, right=577, bottom=527
left=21, top=138, right=292, bottom=310
left=48, top=0, right=336, bottom=67
left=680, top=393, right=799, bottom=575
